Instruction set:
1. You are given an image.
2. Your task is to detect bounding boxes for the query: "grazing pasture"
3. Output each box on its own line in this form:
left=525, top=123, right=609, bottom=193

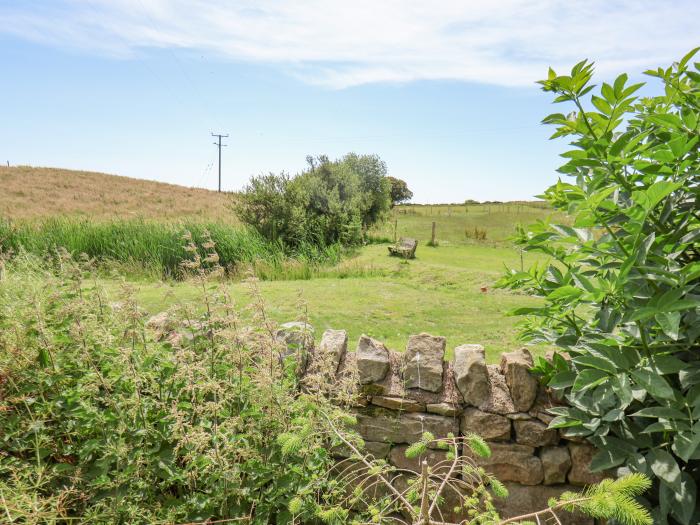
left=0, top=166, right=556, bottom=361
left=371, top=202, right=556, bottom=245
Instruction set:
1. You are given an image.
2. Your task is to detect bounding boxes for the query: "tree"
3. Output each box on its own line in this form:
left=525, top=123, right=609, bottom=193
left=236, top=153, right=392, bottom=249
left=500, top=49, right=700, bottom=524
left=387, top=176, right=414, bottom=206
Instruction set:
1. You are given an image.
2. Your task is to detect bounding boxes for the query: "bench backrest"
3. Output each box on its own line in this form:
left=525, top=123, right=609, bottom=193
left=398, top=237, right=417, bottom=250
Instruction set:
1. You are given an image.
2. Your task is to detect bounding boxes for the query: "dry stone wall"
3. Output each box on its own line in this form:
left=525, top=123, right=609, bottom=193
left=279, top=323, right=607, bottom=525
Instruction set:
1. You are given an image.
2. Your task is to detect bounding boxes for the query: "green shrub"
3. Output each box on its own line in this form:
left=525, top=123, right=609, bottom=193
left=0, top=251, right=351, bottom=523
left=500, top=49, right=700, bottom=524
left=236, top=153, right=391, bottom=249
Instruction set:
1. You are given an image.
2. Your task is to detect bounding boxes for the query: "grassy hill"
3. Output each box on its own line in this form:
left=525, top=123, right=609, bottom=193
left=0, top=165, right=235, bottom=222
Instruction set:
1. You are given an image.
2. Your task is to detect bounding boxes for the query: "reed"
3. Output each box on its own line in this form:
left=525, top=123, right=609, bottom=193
left=0, top=218, right=341, bottom=279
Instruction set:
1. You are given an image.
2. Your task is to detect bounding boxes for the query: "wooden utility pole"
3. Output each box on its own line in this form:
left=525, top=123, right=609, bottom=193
left=211, top=133, right=228, bottom=192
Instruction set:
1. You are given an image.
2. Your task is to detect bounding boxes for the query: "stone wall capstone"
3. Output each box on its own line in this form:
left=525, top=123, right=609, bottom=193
left=277, top=325, right=606, bottom=525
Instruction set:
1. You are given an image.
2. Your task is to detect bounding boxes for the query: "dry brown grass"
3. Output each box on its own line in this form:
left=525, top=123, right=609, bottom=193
left=0, top=166, right=237, bottom=222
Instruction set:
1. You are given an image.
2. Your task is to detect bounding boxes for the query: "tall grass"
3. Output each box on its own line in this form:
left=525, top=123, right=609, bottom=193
left=0, top=218, right=342, bottom=279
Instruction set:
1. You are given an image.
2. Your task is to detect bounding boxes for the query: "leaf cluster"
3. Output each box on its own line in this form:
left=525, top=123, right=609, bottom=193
left=500, top=48, right=700, bottom=524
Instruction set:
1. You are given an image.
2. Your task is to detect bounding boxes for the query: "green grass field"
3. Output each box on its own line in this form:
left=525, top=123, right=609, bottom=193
left=122, top=244, right=544, bottom=361
left=3, top=197, right=556, bottom=362
left=108, top=203, right=556, bottom=362
left=371, top=202, right=555, bottom=244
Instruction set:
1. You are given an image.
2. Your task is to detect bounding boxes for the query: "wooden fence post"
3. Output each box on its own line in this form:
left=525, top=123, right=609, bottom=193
left=431, top=221, right=436, bottom=246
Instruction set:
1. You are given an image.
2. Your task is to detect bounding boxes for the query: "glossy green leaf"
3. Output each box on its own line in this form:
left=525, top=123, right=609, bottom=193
left=631, top=369, right=675, bottom=400
left=648, top=449, right=682, bottom=490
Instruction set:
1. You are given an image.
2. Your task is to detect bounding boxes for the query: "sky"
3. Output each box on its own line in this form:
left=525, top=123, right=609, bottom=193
left=1, top=1, right=698, bottom=202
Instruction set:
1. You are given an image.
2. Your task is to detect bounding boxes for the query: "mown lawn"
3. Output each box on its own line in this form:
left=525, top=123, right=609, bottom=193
left=114, top=242, right=548, bottom=362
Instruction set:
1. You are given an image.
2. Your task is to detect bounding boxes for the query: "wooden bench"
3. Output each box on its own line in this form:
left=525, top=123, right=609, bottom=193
left=388, top=237, right=418, bottom=259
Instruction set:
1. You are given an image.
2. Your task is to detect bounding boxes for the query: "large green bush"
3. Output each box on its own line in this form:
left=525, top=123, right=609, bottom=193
left=500, top=50, right=700, bottom=524
left=236, top=153, right=391, bottom=249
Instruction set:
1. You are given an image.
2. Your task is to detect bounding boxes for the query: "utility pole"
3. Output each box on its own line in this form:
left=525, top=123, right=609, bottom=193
left=211, top=132, right=228, bottom=192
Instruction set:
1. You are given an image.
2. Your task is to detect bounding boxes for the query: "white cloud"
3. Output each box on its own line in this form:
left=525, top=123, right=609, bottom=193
left=2, top=0, right=698, bottom=87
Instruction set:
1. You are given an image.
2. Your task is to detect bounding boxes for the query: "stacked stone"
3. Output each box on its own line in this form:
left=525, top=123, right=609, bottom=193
left=282, top=326, right=605, bottom=525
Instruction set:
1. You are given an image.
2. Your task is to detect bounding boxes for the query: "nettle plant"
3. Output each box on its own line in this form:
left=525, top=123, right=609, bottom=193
left=500, top=49, right=700, bottom=524
left=0, top=244, right=350, bottom=524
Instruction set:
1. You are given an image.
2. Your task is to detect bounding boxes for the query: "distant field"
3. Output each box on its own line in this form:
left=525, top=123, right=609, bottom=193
left=372, top=202, right=556, bottom=245
left=0, top=165, right=236, bottom=221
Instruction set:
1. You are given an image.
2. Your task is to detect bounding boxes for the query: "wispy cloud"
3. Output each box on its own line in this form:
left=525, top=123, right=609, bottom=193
left=2, top=0, right=697, bottom=88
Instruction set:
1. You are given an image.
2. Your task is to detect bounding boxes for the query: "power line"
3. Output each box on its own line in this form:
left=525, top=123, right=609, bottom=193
left=211, top=133, right=228, bottom=192
left=133, top=0, right=226, bottom=132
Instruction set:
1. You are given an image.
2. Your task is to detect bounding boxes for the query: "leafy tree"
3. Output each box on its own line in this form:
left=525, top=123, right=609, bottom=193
left=500, top=49, right=700, bottom=524
left=387, top=176, right=414, bottom=206
left=342, top=152, right=392, bottom=227
left=237, top=153, right=391, bottom=249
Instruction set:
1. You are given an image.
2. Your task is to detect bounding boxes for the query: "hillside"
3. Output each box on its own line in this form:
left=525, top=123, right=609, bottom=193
left=0, top=166, right=236, bottom=221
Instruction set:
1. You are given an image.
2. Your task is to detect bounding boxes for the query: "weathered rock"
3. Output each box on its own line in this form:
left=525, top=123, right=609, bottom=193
left=494, top=483, right=594, bottom=525
left=479, top=365, right=516, bottom=415
left=514, top=419, right=558, bottom=447
left=330, top=440, right=391, bottom=460
left=275, top=321, right=314, bottom=349
left=472, top=442, right=543, bottom=485
left=528, top=385, right=563, bottom=424
left=568, top=443, right=607, bottom=485
left=354, top=411, right=458, bottom=445
left=541, top=446, right=572, bottom=485
left=317, top=329, right=347, bottom=374
left=533, top=410, right=555, bottom=425
left=403, top=333, right=446, bottom=392
left=356, top=335, right=390, bottom=385
left=460, top=408, right=511, bottom=441
left=426, top=402, right=461, bottom=417
left=275, top=321, right=314, bottom=371
left=352, top=395, right=370, bottom=408
left=371, top=395, right=425, bottom=412
left=146, top=311, right=175, bottom=339
left=389, top=445, right=453, bottom=476
left=500, top=348, right=538, bottom=412
left=453, top=344, right=490, bottom=406
left=506, top=412, right=532, bottom=420
left=365, top=441, right=392, bottom=459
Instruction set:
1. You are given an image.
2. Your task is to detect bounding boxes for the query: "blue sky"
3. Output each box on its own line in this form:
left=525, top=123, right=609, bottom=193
left=1, top=1, right=698, bottom=202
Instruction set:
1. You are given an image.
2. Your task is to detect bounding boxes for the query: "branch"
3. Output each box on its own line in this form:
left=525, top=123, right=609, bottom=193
left=320, top=411, right=415, bottom=517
